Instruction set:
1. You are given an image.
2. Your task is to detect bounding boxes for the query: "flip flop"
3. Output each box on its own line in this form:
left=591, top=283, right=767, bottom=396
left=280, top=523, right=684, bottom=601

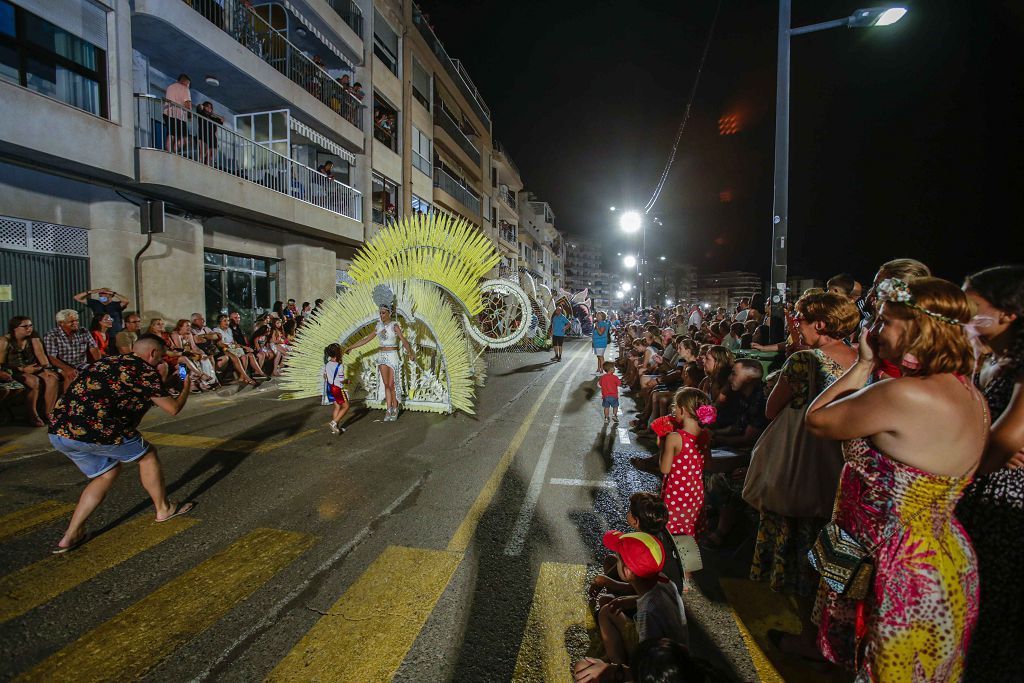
left=52, top=531, right=93, bottom=554
left=156, top=501, right=196, bottom=523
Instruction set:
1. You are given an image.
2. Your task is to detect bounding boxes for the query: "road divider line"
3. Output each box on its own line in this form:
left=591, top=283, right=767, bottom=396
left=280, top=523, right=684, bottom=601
left=266, top=545, right=461, bottom=682
left=254, top=428, right=319, bottom=454
left=548, top=478, right=615, bottom=489
left=447, top=345, right=588, bottom=553
left=0, top=515, right=198, bottom=624
left=0, top=500, right=76, bottom=543
left=513, top=562, right=595, bottom=682
left=17, top=527, right=313, bottom=683
left=504, top=355, right=586, bottom=556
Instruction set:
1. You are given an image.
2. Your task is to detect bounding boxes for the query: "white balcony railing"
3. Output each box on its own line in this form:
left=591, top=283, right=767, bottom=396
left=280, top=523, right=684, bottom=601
left=433, top=166, right=481, bottom=214
left=135, top=95, right=361, bottom=221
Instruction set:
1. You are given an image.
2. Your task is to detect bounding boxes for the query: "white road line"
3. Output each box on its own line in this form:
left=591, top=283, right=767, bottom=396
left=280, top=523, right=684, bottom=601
left=548, top=478, right=615, bottom=489
left=503, top=352, right=585, bottom=557
left=617, top=427, right=631, bottom=445
left=188, top=476, right=425, bottom=682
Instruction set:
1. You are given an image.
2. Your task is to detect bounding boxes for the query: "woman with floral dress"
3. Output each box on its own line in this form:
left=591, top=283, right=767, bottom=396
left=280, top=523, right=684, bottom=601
left=804, top=277, right=987, bottom=680
left=956, top=265, right=1024, bottom=679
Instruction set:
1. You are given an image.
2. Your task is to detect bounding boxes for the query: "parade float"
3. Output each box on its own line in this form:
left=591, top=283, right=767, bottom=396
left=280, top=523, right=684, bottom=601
left=279, top=213, right=537, bottom=415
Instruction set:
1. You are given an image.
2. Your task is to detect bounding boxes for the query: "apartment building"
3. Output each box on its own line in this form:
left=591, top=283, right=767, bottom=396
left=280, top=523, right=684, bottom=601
left=518, top=193, right=563, bottom=291
left=0, top=0, right=505, bottom=330
left=490, top=140, right=522, bottom=279
left=693, top=270, right=762, bottom=312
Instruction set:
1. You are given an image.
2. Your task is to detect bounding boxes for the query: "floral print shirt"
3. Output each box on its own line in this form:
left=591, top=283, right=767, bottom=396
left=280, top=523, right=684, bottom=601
left=48, top=355, right=165, bottom=444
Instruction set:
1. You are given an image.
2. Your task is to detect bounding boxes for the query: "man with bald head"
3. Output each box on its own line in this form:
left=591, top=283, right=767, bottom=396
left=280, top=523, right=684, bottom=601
left=48, top=334, right=195, bottom=553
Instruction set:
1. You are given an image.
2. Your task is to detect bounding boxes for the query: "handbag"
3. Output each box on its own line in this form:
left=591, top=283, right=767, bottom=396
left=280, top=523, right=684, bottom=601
left=742, top=352, right=845, bottom=517
left=808, top=380, right=990, bottom=599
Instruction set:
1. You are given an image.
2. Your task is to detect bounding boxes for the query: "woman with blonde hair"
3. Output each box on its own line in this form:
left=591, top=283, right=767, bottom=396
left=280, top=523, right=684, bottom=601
left=804, top=277, right=986, bottom=680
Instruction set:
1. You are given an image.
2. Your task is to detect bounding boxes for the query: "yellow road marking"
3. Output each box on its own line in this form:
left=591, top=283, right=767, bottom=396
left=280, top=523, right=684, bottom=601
left=0, top=515, right=198, bottom=624
left=0, top=500, right=76, bottom=543
left=17, top=527, right=313, bottom=683
left=447, top=346, right=588, bottom=553
left=140, top=428, right=319, bottom=455
left=0, top=443, right=21, bottom=457
left=255, top=428, right=319, bottom=454
left=266, top=545, right=461, bottom=683
left=513, top=562, right=595, bottom=683
left=720, top=578, right=844, bottom=683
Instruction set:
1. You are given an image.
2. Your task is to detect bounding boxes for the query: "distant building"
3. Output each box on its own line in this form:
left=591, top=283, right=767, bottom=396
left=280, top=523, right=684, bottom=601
left=563, top=232, right=602, bottom=292
left=645, top=262, right=697, bottom=308
left=518, top=193, right=563, bottom=291
left=787, top=276, right=826, bottom=297
left=693, top=271, right=762, bottom=312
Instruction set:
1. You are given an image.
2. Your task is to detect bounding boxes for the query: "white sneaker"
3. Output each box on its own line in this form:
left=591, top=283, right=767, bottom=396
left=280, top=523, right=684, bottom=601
left=328, top=421, right=340, bottom=434
left=604, top=416, right=610, bottom=423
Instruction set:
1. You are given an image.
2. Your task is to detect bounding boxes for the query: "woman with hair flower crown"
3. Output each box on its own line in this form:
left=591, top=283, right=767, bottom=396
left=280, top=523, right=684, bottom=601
left=659, top=388, right=717, bottom=592
left=804, top=277, right=988, bottom=680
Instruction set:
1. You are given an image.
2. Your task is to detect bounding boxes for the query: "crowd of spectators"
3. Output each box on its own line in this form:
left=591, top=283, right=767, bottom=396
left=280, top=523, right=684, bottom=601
left=0, top=291, right=327, bottom=426
left=579, top=258, right=1024, bottom=681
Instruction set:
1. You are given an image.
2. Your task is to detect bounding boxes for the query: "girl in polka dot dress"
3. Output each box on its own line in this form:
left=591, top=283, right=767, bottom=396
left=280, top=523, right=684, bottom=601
left=659, top=387, right=717, bottom=590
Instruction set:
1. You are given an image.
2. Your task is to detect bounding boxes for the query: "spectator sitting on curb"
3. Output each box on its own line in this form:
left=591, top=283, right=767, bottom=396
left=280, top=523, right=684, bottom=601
left=48, top=334, right=195, bottom=553
left=0, top=316, right=60, bottom=426
left=89, top=314, right=113, bottom=356
left=115, top=312, right=142, bottom=354
left=43, top=309, right=100, bottom=391
left=213, top=314, right=264, bottom=384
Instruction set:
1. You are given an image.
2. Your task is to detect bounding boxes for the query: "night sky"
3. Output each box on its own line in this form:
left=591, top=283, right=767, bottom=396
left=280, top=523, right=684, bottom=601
left=418, top=0, right=1023, bottom=285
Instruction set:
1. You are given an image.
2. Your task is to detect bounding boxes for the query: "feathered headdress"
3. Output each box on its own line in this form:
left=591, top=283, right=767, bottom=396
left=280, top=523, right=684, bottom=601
left=372, top=283, right=395, bottom=310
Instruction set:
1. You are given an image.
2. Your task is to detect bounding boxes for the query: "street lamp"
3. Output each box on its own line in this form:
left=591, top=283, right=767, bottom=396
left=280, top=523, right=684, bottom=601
left=622, top=282, right=633, bottom=292
left=665, top=298, right=673, bottom=306
left=770, top=3, right=907, bottom=307
left=619, top=211, right=642, bottom=234
left=623, top=254, right=637, bottom=268
left=616, top=290, right=625, bottom=299
left=659, top=255, right=666, bottom=261
left=609, top=206, right=617, bottom=211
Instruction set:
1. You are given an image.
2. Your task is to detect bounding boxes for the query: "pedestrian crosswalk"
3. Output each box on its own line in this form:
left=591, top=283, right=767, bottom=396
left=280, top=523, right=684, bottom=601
left=0, top=500, right=76, bottom=542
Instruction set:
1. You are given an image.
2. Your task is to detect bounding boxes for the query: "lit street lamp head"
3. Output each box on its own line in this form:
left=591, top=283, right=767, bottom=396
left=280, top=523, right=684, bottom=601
left=849, top=7, right=907, bottom=27
left=619, top=211, right=642, bottom=233
left=622, top=282, right=633, bottom=292
left=623, top=255, right=637, bottom=268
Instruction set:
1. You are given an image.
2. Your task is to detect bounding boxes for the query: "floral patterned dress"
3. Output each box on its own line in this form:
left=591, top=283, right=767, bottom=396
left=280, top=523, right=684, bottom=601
left=750, top=349, right=847, bottom=596
left=815, top=437, right=979, bottom=681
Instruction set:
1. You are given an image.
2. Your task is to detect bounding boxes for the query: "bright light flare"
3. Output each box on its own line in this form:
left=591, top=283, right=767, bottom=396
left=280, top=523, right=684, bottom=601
left=873, top=7, right=906, bottom=25
left=619, top=211, right=642, bottom=233
left=623, top=255, right=637, bottom=268
left=665, top=299, right=673, bottom=306
left=615, top=291, right=625, bottom=299
left=622, top=282, right=633, bottom=292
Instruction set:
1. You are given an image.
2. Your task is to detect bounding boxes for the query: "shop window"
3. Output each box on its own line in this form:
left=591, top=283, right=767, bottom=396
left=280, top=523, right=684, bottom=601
left=203, top=250, right=278, bottom=330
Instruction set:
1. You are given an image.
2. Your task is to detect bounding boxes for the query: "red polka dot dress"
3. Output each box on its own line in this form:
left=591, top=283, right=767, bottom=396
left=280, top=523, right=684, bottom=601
left=662, top=428, right=710, bottom=537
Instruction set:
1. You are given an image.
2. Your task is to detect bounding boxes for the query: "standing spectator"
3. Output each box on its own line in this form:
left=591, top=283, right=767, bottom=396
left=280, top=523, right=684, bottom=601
left=115, top=313, right=142, bottom=354
left=0, top=317, right=60, bottom=426
left=351, top=82, right=365, bottom=100
left=550, top=306, right=570, bottom=362
left=592, top=311, right=612, bottom=374
left=48, top=335, right=195, bottom=553
left=74, top=287, right=129, bottom=340
left=806, top=277, right=984, bottom=680
left=43, top=310, right=100, bottom=391
left=338, top=73, right=352, bottom=92
left=195, top=101, right=223, bottom=165
left=317, top=160, right=335, bottom=180
left=163, top=74, right=192, bottom=153
left=89, top=315, right=113, bottom=356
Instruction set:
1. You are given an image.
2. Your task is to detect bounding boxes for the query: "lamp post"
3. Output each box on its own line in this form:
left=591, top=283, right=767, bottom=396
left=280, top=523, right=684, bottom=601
left=770, top=4, right=907, bottom=308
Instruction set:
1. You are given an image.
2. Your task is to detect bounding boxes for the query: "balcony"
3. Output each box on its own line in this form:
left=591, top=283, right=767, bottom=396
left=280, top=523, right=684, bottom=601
left=434, top=101, right=480, bottom=168
left=493, top=140, right=521, bottom=179
left=412, top=3, right=490, bottom=129
left=135, top=95, right=361, bottom=235
left=433, top=166, right=481, bottom=215
left=323, top=0, right=363, bottom=38
left=133, top=0, right=363, bottom=147
left=498, top=221, right=517, bottom=246
left=499, top=188, right=517, bottom=212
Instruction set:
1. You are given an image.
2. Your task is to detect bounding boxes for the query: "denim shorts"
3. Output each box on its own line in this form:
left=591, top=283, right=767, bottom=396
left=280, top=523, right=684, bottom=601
left=602, top=396, right=619, bottom=408
left=593, top=345, right=608, bottom=356
left=49, top=434, right=151, bottom=478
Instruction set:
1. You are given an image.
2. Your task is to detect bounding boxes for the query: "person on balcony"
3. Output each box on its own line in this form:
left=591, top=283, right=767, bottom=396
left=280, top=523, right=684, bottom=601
left=162, top=74, right=192, bottom=154
left=351, top=82, right=365, bottom=101
left=196, top=101, right=223, bottom=166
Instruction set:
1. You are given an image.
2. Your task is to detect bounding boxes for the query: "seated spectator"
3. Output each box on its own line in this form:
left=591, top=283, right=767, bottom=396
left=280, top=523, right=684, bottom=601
left=90, top=314, right=113, bottom=356
left=212, top=314, right=263, bottom=385
left=710, top=359, right=767, bottom=449
left=74, top=287, right=129, bottom=342
left=43, top=309, right=100, bottom=391
left=115, top=313, right=142, bottom=354
left=252, top=324, right=284, bottom=376
left=826, top=272, right=863, bottom=300
left=723, top=322, right=744, bottom=352
left=0, top=316, right=60, bottom=426
left=170, top=319, right=217, bottom=390
left=146, top=318, right=184, bottom=385
left=582, top=531, right=687, bottom=671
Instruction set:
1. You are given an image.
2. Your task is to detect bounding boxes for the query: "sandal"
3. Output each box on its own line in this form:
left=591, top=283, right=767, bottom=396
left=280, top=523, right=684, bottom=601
left=28, top=416, right=46, bottom=428
left=52, top=531, right=93, bottom=554
left=156, top=501, right=196, bottom=522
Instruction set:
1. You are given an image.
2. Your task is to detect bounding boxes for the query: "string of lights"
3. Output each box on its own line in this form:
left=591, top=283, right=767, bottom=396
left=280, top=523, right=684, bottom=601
left=643, top=0, right=724, bottom=216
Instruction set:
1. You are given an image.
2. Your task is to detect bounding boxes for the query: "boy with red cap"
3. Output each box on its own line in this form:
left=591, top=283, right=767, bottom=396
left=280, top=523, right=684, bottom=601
left=585, top=530, right=688, bottom=675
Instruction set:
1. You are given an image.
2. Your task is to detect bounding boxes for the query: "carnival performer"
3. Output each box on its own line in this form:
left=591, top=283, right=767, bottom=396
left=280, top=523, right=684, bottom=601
left=345, top=295, right=413, bottom=422
left=322, top=343, right=349, bottom=434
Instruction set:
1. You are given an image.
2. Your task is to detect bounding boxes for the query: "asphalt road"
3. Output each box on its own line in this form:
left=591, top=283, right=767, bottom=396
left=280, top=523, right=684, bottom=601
left=0, top=340, right=841, bottom=682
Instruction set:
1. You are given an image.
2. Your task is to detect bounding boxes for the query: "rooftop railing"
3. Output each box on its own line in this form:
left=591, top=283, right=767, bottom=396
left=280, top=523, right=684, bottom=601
left=324, top=0, right=363, bottom=38
left=411, top=3, right=490, bottom=128
left=135, top=95, right=361, bottom=221
left=184, top=0, right=363, bottom=130
left=434, top=166, right=481, bottom=214
left=435, top=102, right=480, bottom=166
left=492, top=139, right=520, bottom=178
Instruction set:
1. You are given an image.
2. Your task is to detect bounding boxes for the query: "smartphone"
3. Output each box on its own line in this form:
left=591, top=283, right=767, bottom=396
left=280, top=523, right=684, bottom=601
left=178, top=364, right=187, bottom=381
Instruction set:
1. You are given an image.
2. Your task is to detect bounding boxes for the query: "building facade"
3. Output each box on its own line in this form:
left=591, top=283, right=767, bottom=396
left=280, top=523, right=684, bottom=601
left=0, top=0, right=521, bottom=330
left=517, top=193, right=563, bottom=291
left=692, top=271, right=761, bottom=313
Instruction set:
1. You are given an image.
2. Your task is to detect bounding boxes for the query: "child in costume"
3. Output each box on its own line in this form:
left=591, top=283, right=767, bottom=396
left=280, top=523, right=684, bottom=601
left=323, top=343, right=349, bottom=434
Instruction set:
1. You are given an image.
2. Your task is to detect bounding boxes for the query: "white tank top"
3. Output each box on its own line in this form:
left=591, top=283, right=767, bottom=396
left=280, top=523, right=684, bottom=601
left=376, top=320, right=398, bottom=346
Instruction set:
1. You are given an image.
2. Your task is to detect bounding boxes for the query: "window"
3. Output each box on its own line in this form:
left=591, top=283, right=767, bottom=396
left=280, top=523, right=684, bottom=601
left=411, top=125, right=431, bottom=176
left=203, top=250, right=278, bottom=331
left=235, top=110, right=290, bottom=158
left=372, top=172, right=399, bottom=225
left=373, top=94, right=398, bottom=152
left=373, top=10, right=398, bottom=75
left=411, top=193, right=432, bottom=215
left=522, top=244, right=533, bottom=262
left=0, top=0, right=107, bottom=117
left=411, top=56, right=430, bottom=110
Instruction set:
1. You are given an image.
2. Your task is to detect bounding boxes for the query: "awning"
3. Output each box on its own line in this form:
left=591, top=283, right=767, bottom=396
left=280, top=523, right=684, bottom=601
left=290, top=118, right=356, bottom=164
left=281, top=1, right=356, bottom=70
